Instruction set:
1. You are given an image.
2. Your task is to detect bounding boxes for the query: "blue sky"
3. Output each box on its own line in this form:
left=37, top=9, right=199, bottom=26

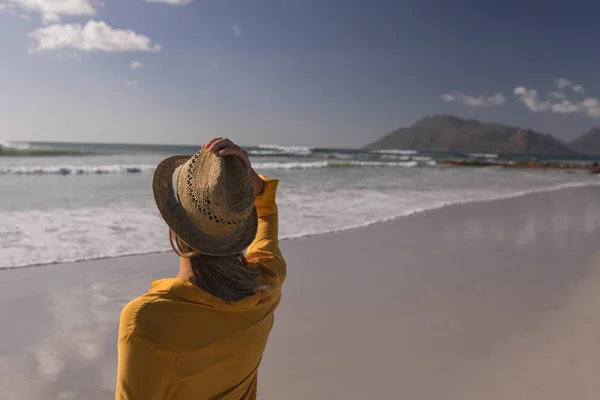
left=1, top=0, right=600, bottom=147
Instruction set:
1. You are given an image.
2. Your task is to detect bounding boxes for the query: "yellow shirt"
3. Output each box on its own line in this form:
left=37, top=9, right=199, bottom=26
left=115, top=177, right=286, bottom=400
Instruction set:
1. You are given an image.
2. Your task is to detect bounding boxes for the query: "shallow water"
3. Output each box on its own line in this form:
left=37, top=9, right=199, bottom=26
left=1, top=142, right=598, bottom=268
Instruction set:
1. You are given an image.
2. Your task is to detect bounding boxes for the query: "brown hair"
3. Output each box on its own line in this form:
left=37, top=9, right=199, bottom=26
left=169, top=230, right=269, bottom=302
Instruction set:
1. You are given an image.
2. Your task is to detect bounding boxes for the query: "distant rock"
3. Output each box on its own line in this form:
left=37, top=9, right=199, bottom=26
left=365, top=115, right=577, bottom=155
left=570, top=127, right=600, bottom=154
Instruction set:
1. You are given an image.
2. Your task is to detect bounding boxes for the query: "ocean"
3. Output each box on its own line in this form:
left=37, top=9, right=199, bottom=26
left=1, top=141, right=598, bottom=269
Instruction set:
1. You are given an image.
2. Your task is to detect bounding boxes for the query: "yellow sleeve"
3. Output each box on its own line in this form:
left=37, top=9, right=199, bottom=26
left=246, top=176, right=287, bottom=283
left=115, top=306, right=179, bottom=399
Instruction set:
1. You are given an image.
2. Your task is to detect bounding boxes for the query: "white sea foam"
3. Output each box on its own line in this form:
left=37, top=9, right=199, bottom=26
left=0, top=202, right=169, bottom=269
left=247, top=150, right=281, bottom=156
left=380, top=155, right=411, bottom=161
left=252, top=161, right=328, bottom=170
left=1, top=177, right=598, bottom=270
left=0, top=160, right=428, bottom=175
left=344, top=161, right=418, bottom=168
left=292, top=183, right=600, bottom=243
left=253, top=160, right=419, bottom=170
left=0, top=164, right=156, bottom=175
left=2, top=145, right=598, bottom=269
left=0, top=140, right=30, bottom=150
left=257, top=144, right=314, bottom=156
left=328, top=152, right=354, bottom=160
left=370, top=149, right=418, bottom=155
left=468, top=153, right=499, bottom=159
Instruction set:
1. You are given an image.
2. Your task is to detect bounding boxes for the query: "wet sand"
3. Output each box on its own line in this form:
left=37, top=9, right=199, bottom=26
left=0, top=186, right=599, bottom=399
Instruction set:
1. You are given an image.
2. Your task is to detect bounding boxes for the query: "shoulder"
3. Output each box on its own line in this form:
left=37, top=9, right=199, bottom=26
left=119, top=294, right=156, bottom=338
left=119, top=279, right=185, bottom=337
left=247, top=255, right=286, bottom=293
left=118, top=291, right=175, bottom=341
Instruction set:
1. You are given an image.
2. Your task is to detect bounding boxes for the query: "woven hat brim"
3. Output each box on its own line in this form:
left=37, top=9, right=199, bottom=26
left=152, top=155, right=258, bottom=256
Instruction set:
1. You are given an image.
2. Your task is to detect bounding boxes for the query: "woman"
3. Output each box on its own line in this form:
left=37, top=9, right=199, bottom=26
left=115, top=138, right=286, bottom=400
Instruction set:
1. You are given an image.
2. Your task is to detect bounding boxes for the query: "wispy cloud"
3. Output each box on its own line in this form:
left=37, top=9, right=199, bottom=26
left=514, top=84, right=600, bottom=118
left=232, top=25, right=243, bottom=37
left=441, top=92, right=506, bottom=107
left=130, top=61, right=145, bottom=70
left=143, top=0, right=192, bottom=4
left=548, top=91, right=566, bottom=100
left=514, top=87, right=549, bottom=112
left=580, top=98, right=600, bottom=118
left=555, top=77, right=585, bottom=94
left=0, top=3, right=32, bottom=20
left=0, top=0, right=98, bottom=23
left=125, top=80, right=140, bottom=86
left=29, top=21, right=162, bottom=53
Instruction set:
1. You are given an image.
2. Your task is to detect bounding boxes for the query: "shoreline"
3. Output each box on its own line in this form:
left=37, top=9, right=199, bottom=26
left=440, top=158, right=600, bottom=173
left=2, top=180, right=599, bottom=272
left=0, top=185, right=599, bottom=399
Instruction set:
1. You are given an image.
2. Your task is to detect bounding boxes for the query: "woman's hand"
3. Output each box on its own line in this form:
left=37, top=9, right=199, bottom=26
left=202, top=138, right=264, bottom=195
left=203, top=138, right=252, bottom=170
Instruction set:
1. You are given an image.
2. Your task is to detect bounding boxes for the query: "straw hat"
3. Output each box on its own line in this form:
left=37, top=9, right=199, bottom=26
left=152, top=149, right=258, bottom=256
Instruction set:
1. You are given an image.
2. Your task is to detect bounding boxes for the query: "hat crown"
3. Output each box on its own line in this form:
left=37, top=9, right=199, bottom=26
left=177, top=150, right=255, bottom=239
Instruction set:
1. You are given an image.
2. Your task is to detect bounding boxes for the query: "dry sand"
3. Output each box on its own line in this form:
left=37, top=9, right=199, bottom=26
left=0, top=186, right=599, bottom=399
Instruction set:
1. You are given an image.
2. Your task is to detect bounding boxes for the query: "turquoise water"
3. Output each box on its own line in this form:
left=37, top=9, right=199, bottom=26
left=1, top=141, right=598, bottom=269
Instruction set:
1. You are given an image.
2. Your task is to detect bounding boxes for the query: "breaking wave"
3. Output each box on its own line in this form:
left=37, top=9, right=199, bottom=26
left=0, top=164, right=156, bottom=175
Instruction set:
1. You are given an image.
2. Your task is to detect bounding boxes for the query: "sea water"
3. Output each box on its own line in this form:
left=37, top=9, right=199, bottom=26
left=1, top=141, right=598, bottom=269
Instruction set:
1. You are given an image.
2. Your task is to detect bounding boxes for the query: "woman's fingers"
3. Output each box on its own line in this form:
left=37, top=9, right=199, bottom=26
left=218, top=147, right=237, bottom=155
left=204, top=137, right=223, bottom=150
left=207, top=138, right=233, bottom=153
left=219, top=146, right=246, bottom=159
left=202, top=138, right=251, bottom=169
left=202, top=138, right=215, bottom=148
left=202, top=137, right=223, bottom=150
left=219, top=147, right=251, bottom=169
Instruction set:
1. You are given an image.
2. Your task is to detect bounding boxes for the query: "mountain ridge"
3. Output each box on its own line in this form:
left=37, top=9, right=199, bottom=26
left=570, top=127, right=600, bottom=154
left=365, top=115, right=577, bottom=155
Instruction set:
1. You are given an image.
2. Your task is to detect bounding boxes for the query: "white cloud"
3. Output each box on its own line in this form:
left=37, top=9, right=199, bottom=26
left=515, top=85, right=600, bottom=118
left=29, top=20, right=162, bottom=53
left=550, top=98, right=600, bottom=117
left=125, top=80, right=140, bottom=86
left=555, top=77, right=571, bottom=90
left=554, top=77, right=585, bottom=94
left=232, top=25, right=242, bottom=37
left=0, top=2, right=31, bottom=19
left=550, top=99, right=582, bottom=114
left=514, top=87, right=550, bottom=112
left=143, top=0, right=191, bottom=4
left=130, top=61, right=145, bottom=70
left=549, top=91, right=566, bottom=100
left=441, top=92, right=506, bottom=107
left=0, top=0, right=98, bottom=23
left=581, top=98, right=600, bottom=118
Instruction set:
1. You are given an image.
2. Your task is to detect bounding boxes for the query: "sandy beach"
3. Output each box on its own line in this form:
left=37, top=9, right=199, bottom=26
left=1, top=186, right=599, bottom=400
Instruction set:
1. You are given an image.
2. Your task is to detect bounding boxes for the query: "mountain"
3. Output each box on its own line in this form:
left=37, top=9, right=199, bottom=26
left=570, top=127, right=600, bottom=154
left=365, top=115, right=576, bottom=155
